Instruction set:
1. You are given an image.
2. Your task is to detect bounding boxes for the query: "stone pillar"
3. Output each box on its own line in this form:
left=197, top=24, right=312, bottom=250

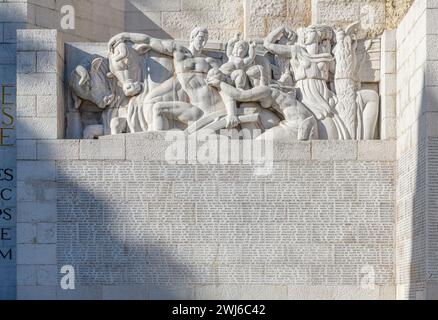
left=396, top=0, right=438, bottom=300
left=16, top=29, right=64, bottom=141
left=0, top=0, right=30, bottom=301
left=15, top=29, right=63, bottom=300
left=380, top=30, right=397, bottom=140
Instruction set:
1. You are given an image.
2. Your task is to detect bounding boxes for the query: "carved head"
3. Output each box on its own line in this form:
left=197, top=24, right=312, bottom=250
left=190, top=27, right=208, bottom=52
left=233, top=40, right=249, bottom=58
left=298, top=26, right=333, bottom=47
left=303, top=27, right=318, bottom=45
left=278, top=28, right=298, bottom=46
left=69, top=56, right=115, bottom=110
left=206, top=68, right=227, bottom=88
left=108, top=40, right=149, bottom=97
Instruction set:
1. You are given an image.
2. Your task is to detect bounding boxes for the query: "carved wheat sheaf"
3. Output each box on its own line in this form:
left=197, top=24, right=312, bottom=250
left=336, top=80, right=358, bottom=140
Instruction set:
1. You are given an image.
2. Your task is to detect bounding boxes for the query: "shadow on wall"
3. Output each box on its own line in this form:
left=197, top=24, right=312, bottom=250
left=55, top=167, right=195, bottom=300
left=403, top=64, right=436, bottom=300
left=124, top=1, right=174, bottom=39
left=410, top=74, right=435, bottom=300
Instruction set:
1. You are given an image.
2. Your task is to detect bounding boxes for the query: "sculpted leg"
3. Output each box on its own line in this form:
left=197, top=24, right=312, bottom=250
left=83, top=124, right=103, bottom=139
left=358, top=90, right=379, bottom=140
left=152, top=101, right=203, bottom=131
left=110, top=117, right=127, bottom=134
left=318, top=118, right=339, bottom=140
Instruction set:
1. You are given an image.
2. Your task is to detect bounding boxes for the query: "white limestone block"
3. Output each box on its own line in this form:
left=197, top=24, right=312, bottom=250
left=36, top=51, right=57, bottom=73
left=381, top=118, right=397, bottom=140
left=127, top=0, right=182, bottom=12
left=36, top=265, right=57, bottom=286
left=17, top=201, right=57, bottom=224
left=56, top=286, right=103, bottom=300
left=17, top=29, right=58, bottom=51
left=16, top=95, right=37, bottom=118
left=311, top=141, right=358, bottom=161
left=17, top=160, right=56, bottom=182
left=16, top=265, right=37, bottom=286
left=80, top=137, right=125, bottom=160
left=125, top=132, right=173, bottom=161
left=149, top=286, right=195, bottom=300
left=17, top=117, right=58, bottom=140
left=287, top=285, right=380, bottom=300
left=102, top=285, right=148, bottom=300
left=36, top=223, right=56, bottom=244
left=381, top=30, right=396, bottom=52
left=425, top=61, right=438, bottom=86
left=240, top=285, right=288, bottom=300
left=3, top=23, right=27, bottom=44
left=17, top=180, right=57, bottom=202
left=17, top=140, right=37, bottom=160
left=36, top=95, right=58, bottom=117
left=16, top=223, right=37, bottom=244
left=0, top=44, right=17, bottom=65
left=17, top=244, right=56, bottom=265
left=17, top=285, right=56, bottom=300
left=195, top=285, right=242, bottom=300
left=358, top=141, right=396, bottom=161
left=36, top=140, right=79, bottom=160
left=17, top=73, right=57, bottom=96
left=0, top=3, right=27, bottom=23
left=273, top=141, right=311, bottom=161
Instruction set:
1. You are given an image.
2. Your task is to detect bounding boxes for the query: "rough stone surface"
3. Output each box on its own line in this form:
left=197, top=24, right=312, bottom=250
left=247, top=0, right=311, bottom=38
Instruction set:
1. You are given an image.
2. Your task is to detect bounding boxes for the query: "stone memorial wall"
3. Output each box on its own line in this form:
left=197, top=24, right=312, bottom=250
left=2, top=0, right=438, bottom=300
left=53, top=141, right=395, bottom=299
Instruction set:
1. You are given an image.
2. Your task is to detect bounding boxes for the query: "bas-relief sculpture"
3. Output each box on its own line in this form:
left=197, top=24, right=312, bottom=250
left=66, top=23, right=380, bottom=141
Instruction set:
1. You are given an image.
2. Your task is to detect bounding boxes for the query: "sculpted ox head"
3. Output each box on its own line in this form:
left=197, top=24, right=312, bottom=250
left=69, top=56, right=115, bottom=110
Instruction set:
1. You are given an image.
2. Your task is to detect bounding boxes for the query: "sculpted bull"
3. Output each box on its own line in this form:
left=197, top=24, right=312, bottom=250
left=67, top=55, right=129, bottom=139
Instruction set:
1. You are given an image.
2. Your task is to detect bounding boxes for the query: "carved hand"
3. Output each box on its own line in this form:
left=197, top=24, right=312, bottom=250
left=225, top=114, right=240, bottom=129
left=284, top=27, right=294, bottom=39
left=108, top=33, right=128, bottom=51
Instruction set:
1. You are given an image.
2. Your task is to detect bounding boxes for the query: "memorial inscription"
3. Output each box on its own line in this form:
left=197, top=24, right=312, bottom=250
left=57, top=160, right=394, bottom=288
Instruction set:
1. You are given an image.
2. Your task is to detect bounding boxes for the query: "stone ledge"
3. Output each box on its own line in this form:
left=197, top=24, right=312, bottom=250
left=79, top=136, right=125, bottom=160
left=15, top=284, right=395, bottom=300
left=358, top=141, right=396, bottom=161
left=20, top=134, right=396, bottom=162
left=17, top=29, right=58, bottom=52
left=36, top=140, right=80, bottom=160
left=17, top=285, right=56, bottom=300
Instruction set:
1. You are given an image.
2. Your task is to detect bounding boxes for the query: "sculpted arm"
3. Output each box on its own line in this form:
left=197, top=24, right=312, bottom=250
left=206, top=57, right=222, bottom=69
left=108, top=32, right=175, bottom=57
left=243, top=41, right=257, bottom=66
left=264, top=27, right=292, bottom=58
